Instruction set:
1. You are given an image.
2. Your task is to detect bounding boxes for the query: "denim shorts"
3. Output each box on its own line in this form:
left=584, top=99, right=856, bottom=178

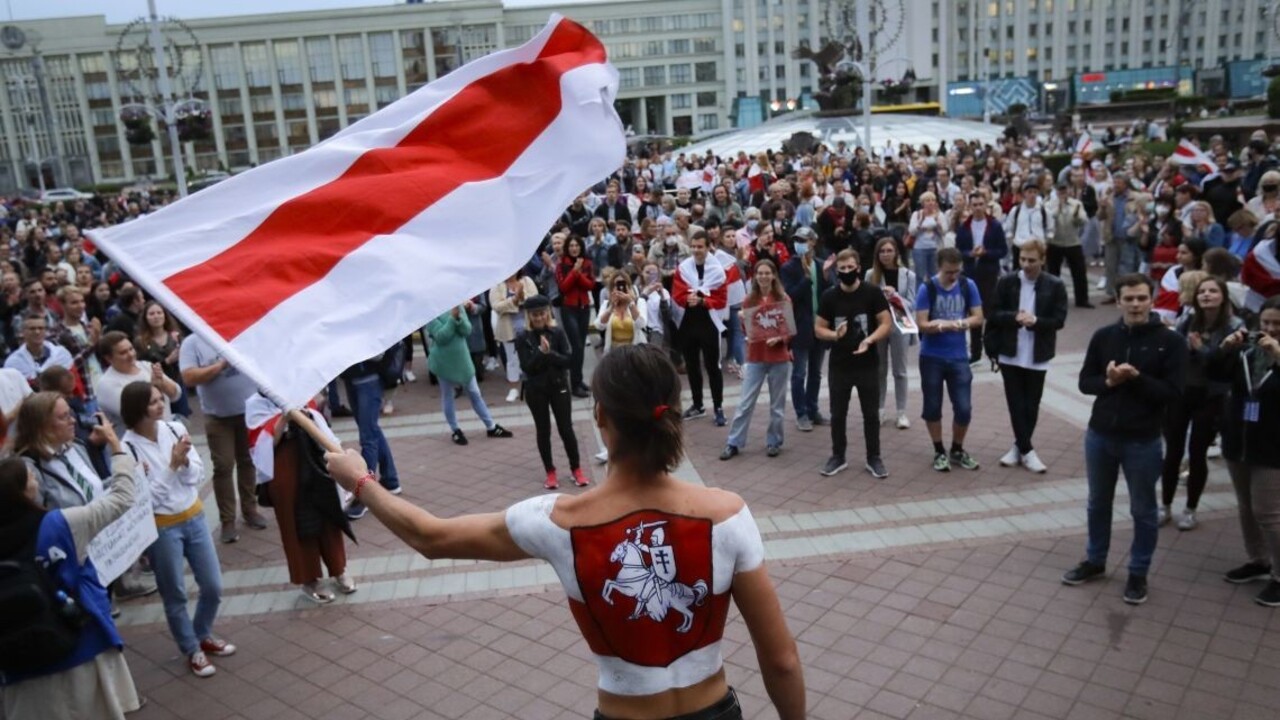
left=918, top=354, right=974, bottom=425
left=593, top=688, right=741, bottom=720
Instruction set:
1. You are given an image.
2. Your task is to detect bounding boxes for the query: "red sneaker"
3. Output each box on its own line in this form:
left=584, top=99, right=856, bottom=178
left=189, top=651, right=216, bottom=678
left=199, top=637, right=236, bottom=657
left=572, top=468, right=590, bottom=487
left=544, top=471, right=559, bottom=490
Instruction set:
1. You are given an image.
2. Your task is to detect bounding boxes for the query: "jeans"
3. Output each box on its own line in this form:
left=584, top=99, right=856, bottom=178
left=829, top=363, right=881, bottom=460
left=912, top=247, right=938, bottom=281
left=999, top=364, right=1047, bottom=454
left=561, top=305, right=591, bottom=388
left=1104, top=240, right=1142, bottom=297
left=1226, top=461, right=1280, bottom=580
left=594, top=688, right=741, bottom=720
left=681, top=317, right=723, bottom=411
left=150, top=515, right=223, bottom=656
left=876, top=333, right=909, bottom=414
left=1084, top=429, right=1163, bottom=575
left=726, top=361, right=789, bottom=450
left=326, top=380, right=344, bottom=410
left=790, top=342, right=826, bottom=421
left=526, top=384, right=579, bottom=471
left=724, top=305, right=745, bottom=366
left=205, top=413, right=258, bottom=525
left=344, top=375, right=399, bottom=490
left=918, top=355, right=973, bottom=425
left=1161, top=387, right=1222, bottom=510
left=440, top=375, right=495, bottom=432
left=1047, top=244, right=1091, bottom=306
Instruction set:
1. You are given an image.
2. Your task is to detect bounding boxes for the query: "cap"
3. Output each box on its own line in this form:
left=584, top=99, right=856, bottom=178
left=1022, top=180, right=1040, bottom=192
left=522, top=294, right=552, bottom=311
left=1223, top=158, right=1242, bottom=171
left=792, top=226, right=817, bottom=242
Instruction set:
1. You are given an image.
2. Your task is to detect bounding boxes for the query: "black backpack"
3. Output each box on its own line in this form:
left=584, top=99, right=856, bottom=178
left=0, top=533, right=88, bottom=674
left=376, top=340, right=406, bottom=390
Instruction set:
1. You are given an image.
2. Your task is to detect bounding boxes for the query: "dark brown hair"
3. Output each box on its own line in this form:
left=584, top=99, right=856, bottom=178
left=97, top=330, right=130, bottom=361
left=1187, top=276, right=1234, bottom=336
left=0, top=457, right=38, bottom=513
left=120, top=380, right=157, bottom=429
left=590, top=344, right=684, bottom=475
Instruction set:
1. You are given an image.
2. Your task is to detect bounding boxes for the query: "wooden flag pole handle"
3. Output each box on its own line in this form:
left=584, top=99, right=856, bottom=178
left=287, top=409, right=344, bottom=454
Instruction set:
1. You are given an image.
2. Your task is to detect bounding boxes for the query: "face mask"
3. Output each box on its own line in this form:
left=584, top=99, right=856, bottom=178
left=859, top=205, right=871, bottom=214
left=837, top=269, right=859, bottom=286
left=746, top=219, right=759, bottom=232
left=1156, top=205, right=1169, bottom=217
left=793, top=241, right=809, bottom=256
left=1145, top=202, right=1156, bottom=213
left=1265, top=184, right=1279, bottom=193
left=665, top=236, right=678, bottom=246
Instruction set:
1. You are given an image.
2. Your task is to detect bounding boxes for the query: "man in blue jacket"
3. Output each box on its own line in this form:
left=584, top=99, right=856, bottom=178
left=954, top=192, right=1008, bottom=365
left=1066, top=273, right=1187, bottom=605
left=781, top=227, right=830, bottom=432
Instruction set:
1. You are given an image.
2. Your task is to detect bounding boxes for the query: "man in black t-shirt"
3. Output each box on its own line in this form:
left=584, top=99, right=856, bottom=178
left=815, top=249, right=892, bottom=478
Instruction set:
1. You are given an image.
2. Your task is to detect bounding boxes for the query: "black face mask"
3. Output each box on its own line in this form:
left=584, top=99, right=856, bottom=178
left=1264, top=185, right=1279, bottom=193
left=837, top=269, right=860, bottom=286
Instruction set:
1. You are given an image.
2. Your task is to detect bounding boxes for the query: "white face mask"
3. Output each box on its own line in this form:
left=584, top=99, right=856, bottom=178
left=1156, top=206, right=1170, bottom=218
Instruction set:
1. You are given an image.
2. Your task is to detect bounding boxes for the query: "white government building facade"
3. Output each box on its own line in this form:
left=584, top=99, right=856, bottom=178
left=0, top=0, right=1268, bottom=190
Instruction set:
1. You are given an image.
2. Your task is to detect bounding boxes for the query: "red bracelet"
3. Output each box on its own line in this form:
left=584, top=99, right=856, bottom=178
left=353, top=472, right=376, bottom=500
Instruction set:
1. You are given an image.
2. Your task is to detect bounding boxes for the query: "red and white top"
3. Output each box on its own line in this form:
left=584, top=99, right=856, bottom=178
left=505, top=495, right=765, bottom=696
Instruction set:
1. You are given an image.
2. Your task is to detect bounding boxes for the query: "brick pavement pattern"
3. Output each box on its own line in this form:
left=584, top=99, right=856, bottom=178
left=116, top=298, right=1280, bottom=720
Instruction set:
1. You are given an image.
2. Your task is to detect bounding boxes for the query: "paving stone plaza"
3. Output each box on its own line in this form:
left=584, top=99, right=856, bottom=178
left=118, top=294, right=1280, bottom=720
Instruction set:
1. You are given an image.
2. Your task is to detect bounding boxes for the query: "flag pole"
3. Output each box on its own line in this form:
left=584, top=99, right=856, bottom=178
left=287, top=408, right=344, bottom=454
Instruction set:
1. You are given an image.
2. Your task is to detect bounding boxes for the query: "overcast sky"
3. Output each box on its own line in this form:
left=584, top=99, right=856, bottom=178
left=4, top=0, right=613, bottom=24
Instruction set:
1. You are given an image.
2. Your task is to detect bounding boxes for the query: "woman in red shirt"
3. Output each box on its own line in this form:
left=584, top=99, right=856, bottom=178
left=555, top=235, right=596, bottom=398
left=719, top=259, right=795, bottom=460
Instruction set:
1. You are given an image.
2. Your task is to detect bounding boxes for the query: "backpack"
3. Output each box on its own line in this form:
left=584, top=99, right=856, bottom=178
left=0, top=532, right=88, bottom=674
left=377, top=340, right=406, bottom=390
left=1008, top=204, right=1049, bottom=240
left=924, top=273, right=975, bottom=320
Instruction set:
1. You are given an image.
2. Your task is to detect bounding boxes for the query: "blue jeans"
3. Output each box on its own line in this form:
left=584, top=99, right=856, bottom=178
left=326, top=380, right=344, bottom=409
left=725, top=305, right=745, bottom=366
left=439, top=375, right=495, bottom=432
left=344, top=374, right=399, bottom=490
left=727, top=361, right=789, bottom=450
left=790, top=342, right=826, bottom=421
left=918, top=355, right=973, bottom=425
left=1084, top=429, right=1163, bottom=576
left=912, top=247, right=938, bottom=281
left=150, top=515, right=222, bottom=656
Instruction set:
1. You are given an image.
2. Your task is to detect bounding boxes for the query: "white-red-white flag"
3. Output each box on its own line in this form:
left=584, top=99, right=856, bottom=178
left=1074, top=132, right=1092, bottom=155
left=89, top=16, right=624, bottom=407
left=1172, top=138, right=1219, bottom=174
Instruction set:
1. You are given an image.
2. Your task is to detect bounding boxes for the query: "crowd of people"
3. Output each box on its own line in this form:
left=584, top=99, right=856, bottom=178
left=1, top=119, right=1279, bottom=720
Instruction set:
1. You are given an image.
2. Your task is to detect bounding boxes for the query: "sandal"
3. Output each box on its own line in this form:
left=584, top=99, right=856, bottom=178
left=301, top=582, right=335, bottom=604
left=334, top=575, right=358, bottom=595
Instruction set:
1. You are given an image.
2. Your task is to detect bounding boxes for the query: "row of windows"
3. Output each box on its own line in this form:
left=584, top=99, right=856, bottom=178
left=973, top=0, right=1261, bottom=24
left=608, top=37, right=718, bottom=59
left=617, top=62, right=718, bottom=89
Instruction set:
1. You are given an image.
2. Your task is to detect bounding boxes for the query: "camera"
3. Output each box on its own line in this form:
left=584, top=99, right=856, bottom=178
left=1248, top=331, right=1265, bottom=346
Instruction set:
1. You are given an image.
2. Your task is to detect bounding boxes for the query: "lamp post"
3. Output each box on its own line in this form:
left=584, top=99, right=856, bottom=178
left=147, top=0, right=187, bottom=197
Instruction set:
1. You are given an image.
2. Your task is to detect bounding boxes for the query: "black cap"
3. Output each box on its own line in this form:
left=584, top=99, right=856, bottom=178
left=1223, top=158, right=1242, bottom=171
left=522, top=294, right=551, bottom=311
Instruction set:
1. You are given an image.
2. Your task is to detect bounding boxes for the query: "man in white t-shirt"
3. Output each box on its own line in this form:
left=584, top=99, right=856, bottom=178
left=93, top=329, right=181, bottom=435
left=4, top=312, right=73, bottom=384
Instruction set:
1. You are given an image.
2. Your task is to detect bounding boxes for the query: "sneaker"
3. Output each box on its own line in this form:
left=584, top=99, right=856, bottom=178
left=932, top=452, right=951, bottom=472
left=544, top=470, right=559, bottom=490
left=999, top=446, right=1021, bottom=467
left=865, top=456, right=888, bottom=479
left=1158, top=505, right=1172, bottom=526
left=811, top=413, right=828, bottom=426
left=1255, top=581, right=1280, bottom=608
left=713, top=408, right=726, bottom=427
left=1176, top=510, right=1198, bottom=531
left=189, top=651, right=216, bottom=678
left=335, top=575, right=358, bottom=594
left=115, top=579, right=158, bottom=600
left=345, top=501, right=368, bottom=520
left=1224, top=562, right=1273, bottom=584
left=796, top=416, right=814, bottom=432
left=951, top=449, right=979, bottom=471
left=766, top=445, right=781, bottom=457
left=242, top=511, right=268, bottom=530
left=451, top=429, right=469, bottom=446
left=895, top=414, right=910, bottom=430
left=403, top=369, right=417, bottom=383
left=486, top=424, right=514, bottom=438
left=1123, top=574, right=1149, bottom=605
left=1021, top=450, right=1048, bottom=474
left=682, top=406, right=706, bottom=420
left=572, top=468, right=590, bottom=487
left=1061, top=561, right=1106, bottom=586
left=1206, top=442, right=1222, bottom=459
left=505, top=388, right=520, bottom=403
left=200, top=637, right=236, bottom=657
left=381, top=402, right=395, bottom=416
left=594, top=449, right=609, bottom=464
left=719, top=445, right=739, bottom=461
left=820, top=456, right=848, bottom=476
left=219, top=522, right=240, bottom=544
left=381, top=479, right=403, bottom=495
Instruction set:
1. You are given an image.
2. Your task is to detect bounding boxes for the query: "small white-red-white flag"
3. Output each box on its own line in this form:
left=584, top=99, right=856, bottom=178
left=89, top=16, right=624, bottom=407
left=1172, top=138, right=1219, bottom=174
left=1074, top=132, right=1092, bottom=155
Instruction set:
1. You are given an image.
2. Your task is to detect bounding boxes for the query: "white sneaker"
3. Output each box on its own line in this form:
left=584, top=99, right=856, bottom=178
left=1206, top=442, right=1222, bottom=459
left=878, top=408, right=887, bottom=425
left=1158, top=505, right=1172, bottom=526
left=999, top=446, right=1021, bottom=467
left=505, top=388, right=520, bottom=403
left=895, top=413, right=910, bottom=430
left=1021, top=450, right=1048, bottom=474
left=402, top=369, right=417, bottom=383
left=1177, top=510, right=1198, bottom=531
left=594, top=449, right=609, bottom=465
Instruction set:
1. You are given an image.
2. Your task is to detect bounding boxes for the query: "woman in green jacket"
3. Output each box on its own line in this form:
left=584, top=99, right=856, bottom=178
left=426, top=302, right=514, bottom=446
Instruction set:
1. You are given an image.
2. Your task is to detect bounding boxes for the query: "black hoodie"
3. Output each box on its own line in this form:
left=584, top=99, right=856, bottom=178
left=1078, top=313, right=1187, bottom=440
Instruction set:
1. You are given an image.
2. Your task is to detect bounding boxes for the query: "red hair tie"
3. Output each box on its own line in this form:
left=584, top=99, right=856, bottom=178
left=653, top=404, right=670, bottom=420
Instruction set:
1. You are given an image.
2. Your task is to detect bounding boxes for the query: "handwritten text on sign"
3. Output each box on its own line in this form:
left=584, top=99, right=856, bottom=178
left=88, top=477, right=157, bottom=586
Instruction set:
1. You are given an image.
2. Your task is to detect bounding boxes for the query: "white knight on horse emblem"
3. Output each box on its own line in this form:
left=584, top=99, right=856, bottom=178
left=601, top=521, right=708, bottom=633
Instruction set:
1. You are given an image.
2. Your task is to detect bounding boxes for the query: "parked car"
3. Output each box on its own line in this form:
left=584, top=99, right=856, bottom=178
left=39, top=187, right=94, bottom=202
